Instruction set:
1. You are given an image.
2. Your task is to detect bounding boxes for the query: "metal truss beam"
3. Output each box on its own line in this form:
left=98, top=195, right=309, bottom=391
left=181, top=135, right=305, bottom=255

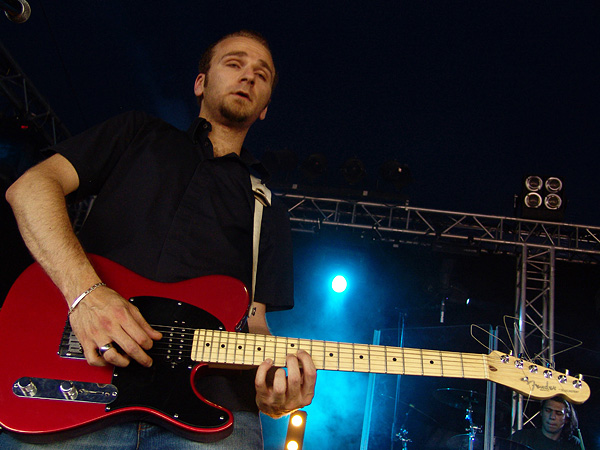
left=0, top=41, right=71, bottom=145
left=512, top=245, right=556, bottom=431
left=276, top=193, right=600, bottom=262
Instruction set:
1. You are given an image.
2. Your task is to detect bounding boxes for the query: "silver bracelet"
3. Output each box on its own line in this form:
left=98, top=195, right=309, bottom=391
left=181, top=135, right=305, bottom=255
left=68, top=282, right=106, bottom=316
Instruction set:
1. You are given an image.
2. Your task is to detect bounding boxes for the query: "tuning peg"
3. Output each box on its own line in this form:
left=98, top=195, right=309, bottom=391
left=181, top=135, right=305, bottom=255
left=564, top=369, right=570, bottom=377
left=578, top=374, right=584, bottom=381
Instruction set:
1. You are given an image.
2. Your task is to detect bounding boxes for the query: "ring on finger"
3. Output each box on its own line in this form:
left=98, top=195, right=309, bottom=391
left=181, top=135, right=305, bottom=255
left=98, top=342, right=114, bottom=356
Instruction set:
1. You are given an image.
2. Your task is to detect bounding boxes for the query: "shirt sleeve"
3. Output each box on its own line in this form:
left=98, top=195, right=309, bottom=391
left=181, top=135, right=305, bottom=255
left=50, top=111, right=152, bottom=202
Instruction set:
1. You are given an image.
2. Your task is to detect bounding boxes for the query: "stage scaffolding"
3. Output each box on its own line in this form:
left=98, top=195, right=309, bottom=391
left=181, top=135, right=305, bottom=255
left=0, top=41, right=70, bottom=146
left=275, top=191, right=600, bottom=442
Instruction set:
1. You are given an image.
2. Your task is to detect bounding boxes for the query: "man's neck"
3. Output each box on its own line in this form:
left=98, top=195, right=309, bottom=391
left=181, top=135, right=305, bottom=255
left=200, top=115, right=249, bottom=157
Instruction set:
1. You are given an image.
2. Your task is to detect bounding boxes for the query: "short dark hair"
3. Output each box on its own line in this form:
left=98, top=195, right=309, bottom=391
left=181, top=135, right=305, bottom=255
left=542, top=397, right=579, bottom=439
left=197, top=30, right=278, bottom=90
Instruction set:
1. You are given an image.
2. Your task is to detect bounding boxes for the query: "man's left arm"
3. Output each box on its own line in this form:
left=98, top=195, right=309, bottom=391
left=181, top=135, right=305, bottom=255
left=249, top=302, right=317, bottom=418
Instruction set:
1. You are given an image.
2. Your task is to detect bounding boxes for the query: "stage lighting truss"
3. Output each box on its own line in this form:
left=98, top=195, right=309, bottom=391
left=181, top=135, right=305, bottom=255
left=274, top=192, right=600, bottom=263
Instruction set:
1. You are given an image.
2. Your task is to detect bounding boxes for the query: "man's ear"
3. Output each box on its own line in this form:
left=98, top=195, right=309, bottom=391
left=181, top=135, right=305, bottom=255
left=259, top=104, right=269, bottom=121
left=194, top=73, right=206, bottom=98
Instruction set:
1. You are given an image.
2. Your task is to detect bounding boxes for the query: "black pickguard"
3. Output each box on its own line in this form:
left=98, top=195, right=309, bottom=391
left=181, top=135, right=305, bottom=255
left=105, top=296, right=232, bottom=441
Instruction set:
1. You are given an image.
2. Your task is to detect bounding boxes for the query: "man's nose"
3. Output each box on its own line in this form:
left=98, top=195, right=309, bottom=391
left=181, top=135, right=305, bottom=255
left=240, top=69, right=255, bottom=85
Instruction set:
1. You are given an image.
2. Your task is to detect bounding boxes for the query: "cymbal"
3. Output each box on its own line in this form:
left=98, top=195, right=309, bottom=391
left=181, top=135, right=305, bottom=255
left=434, top=388, right=486, bottom=410
left=434, top=388, right=510, bottom=413
left=447, top=433, right=483, bottom=450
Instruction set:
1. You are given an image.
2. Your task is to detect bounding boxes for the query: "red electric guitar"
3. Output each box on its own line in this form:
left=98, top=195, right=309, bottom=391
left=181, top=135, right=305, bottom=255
left=0, top=255, right=590, bottom=443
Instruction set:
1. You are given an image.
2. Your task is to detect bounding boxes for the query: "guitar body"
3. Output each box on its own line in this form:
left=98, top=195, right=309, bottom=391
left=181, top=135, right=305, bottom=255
left=0, top=255, right=251, bottom=443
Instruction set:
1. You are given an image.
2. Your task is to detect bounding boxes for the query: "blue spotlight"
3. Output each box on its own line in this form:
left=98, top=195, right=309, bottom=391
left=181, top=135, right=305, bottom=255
left=331, top=275, right=347, bottom=293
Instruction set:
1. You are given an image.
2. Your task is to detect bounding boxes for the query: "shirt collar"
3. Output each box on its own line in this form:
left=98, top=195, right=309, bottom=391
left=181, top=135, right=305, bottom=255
left=187, top=117, right=270, bottom=181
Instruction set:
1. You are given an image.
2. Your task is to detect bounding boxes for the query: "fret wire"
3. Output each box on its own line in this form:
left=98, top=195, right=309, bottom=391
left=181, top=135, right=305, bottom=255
left=244, top=332, right=253, bottom=365
left=384, top=346, right=388, bottom=374
left=232, top=330, right=238, bottom=364
left=211, top=329, right=217, bottom=362
left=217, top=329, right=223, bottom=362
left=274, top=332, right=278, bottom=365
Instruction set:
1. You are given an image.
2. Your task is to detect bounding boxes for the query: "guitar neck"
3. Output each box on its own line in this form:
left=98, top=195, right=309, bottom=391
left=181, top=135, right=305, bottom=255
left=192, top=329, right=489, bottom=380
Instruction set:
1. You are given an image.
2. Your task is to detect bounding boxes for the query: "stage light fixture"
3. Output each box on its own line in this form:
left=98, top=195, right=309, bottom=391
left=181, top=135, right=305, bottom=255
left=379, top=160, right=412, bottom=191
left=544, top=193, right=562, bottom=210
left=262, top=149, right=298, bottom=182
left=332, top=275, right=348, bottom=293
left=524, top=192, right=542, bottom=209
left=524, top=175, right=543, bottom=192
left=284, top=410, right=307, bottom=450
left=545, top=177, right=562, bottom=193
left=340, top=157, right=366, bottom=185
left=519, top=175, right=565, bottom=221
left=300, top=153, right=328, bottom=182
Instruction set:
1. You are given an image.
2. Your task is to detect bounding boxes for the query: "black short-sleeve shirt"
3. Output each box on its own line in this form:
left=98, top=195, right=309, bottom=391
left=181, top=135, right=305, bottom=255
left=51, top=111, right=295, bottom=412
left=54, top=110, right=294, bottom=312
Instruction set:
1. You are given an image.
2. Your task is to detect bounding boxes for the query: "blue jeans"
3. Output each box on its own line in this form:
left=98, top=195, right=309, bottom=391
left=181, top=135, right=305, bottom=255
left=0, top=411, right=263, bottom=450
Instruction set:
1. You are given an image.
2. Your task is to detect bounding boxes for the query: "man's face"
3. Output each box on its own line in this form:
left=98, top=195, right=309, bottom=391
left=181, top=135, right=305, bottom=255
left=194, top=36, right=275, bottom=127
left=541, top=400, right=568, bottom=438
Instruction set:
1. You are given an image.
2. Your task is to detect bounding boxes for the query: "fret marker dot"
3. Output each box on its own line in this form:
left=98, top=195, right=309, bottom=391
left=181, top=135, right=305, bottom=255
left=257, top=347, right=262, bottom=351
left=359, top=355, right=364, bottom=359
left=205, top=343, right=210, bottom=347
left=238, top=346, right=243, bottom=350
left=221, top=344, right=226, bottom=348
left=329, top=353, right=334, bottom=357
left=430, top=360, right=434, bottom=364
left=291, top=344, right=295, bottom=347
left=393, top=358, right=397, bottom=362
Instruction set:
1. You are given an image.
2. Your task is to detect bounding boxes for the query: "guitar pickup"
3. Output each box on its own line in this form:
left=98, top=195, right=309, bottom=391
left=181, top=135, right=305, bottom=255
left=13, top=377, right=117, bottom=404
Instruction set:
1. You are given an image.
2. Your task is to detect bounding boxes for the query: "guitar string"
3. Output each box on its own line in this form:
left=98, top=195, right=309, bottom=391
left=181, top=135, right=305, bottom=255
left=142, top=326, right=491, bottom=377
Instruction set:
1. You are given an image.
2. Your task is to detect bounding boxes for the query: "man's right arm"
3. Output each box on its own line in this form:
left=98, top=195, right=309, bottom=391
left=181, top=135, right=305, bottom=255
left=5, top=154, right=161, bottom=367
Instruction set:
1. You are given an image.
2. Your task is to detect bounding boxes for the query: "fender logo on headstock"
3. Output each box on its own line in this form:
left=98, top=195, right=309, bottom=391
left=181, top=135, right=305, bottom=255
left=525, top=379, right=558, bottom=393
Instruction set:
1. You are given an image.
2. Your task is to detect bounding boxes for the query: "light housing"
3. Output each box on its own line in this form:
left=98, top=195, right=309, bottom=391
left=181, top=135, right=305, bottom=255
left=520, top=175, right=565, bottom=221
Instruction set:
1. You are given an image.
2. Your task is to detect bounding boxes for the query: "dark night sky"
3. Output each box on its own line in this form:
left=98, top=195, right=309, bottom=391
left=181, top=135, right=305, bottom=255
left=0, top=2, right=599, bottom=449
left=2, top=1, right=599, bottom=223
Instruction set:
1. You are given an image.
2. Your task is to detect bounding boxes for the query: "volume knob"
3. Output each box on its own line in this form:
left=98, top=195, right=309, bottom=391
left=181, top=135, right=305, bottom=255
left=60, top=381, right=79, bottom=400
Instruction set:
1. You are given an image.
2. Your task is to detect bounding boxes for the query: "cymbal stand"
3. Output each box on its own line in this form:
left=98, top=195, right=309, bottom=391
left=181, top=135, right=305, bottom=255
left=394, top=428, right=411, bottom=450
left=464, top=404, right=481, bottom=450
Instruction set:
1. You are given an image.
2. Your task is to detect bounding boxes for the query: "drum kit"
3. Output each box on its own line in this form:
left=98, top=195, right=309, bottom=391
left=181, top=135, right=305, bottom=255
left=393, top=388, right=533, bottom=450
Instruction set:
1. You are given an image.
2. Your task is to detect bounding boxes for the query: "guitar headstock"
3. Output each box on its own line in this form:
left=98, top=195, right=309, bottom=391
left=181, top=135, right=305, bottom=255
left=486, top=351, right=590, bottom=404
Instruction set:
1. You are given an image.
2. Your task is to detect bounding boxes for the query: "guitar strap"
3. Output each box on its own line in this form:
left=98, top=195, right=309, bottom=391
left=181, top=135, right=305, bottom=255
left=250, top=174, right=271, bottom=311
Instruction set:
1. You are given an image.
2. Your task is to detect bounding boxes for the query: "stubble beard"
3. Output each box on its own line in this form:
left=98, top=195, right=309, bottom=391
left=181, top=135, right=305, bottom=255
left=219, top=98, right=253, bottom=124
